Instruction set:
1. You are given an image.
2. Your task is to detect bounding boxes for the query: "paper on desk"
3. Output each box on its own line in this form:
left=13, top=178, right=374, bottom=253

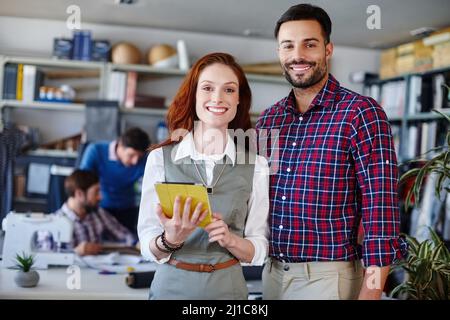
left=75, top=253, right=156, bottom=274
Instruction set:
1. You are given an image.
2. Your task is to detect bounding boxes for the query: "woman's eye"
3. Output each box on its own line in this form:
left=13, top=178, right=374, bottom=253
left=225, top=88, right=236, bottom=93
left=202, top=86, right=212, bottom=91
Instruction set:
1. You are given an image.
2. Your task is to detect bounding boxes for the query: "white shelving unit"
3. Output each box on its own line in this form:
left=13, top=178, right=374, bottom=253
left=363, top=66, right=450, bottom=162
left=0, top=54, right=285, bottom=137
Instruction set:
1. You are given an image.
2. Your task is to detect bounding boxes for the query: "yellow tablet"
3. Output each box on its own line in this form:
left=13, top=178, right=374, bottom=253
left=154, top=182, right=213, bottom=228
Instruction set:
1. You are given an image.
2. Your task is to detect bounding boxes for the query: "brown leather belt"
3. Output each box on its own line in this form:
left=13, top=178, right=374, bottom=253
left=168, top=257, right=239, bottom=273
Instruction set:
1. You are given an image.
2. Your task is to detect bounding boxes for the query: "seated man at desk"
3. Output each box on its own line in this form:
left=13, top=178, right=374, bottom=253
left=54, top=169, right=136, bottom=256
left=79, top=127, right=150, bottom=236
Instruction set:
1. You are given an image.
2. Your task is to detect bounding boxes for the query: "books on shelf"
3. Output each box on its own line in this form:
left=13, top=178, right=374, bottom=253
left=107, top=71, right=127, bottom=106
left=124, top=71, right=137, bottom=108
left=3, top=63, right=18, bottom=100
left=379, top=80, right=405, bottom=118
left=407, top=76, right=422, bottom=114
left=106, top=70, right=166, bottom=109
left=2, top=63, right=44, bottom=102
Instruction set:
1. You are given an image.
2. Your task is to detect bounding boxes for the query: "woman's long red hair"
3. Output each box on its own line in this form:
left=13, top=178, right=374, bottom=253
left=150, top=52, right=252, bottom=151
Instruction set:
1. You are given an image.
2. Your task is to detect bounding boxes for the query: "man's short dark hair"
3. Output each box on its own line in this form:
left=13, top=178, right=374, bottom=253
left=65, top=169, right=99, bottom=197
left=274, top=3, right=332, bottom=44
left=119, top=127, right=150, bottom=153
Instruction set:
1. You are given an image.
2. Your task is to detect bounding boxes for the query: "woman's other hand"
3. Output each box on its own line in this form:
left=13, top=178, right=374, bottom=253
left=204, top=212, right=236, bottom=248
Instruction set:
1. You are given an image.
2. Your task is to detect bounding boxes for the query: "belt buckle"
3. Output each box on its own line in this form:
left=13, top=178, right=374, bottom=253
left=205, top=264, right=215, bottom=273
left=199, top=264, right=215, bottom=273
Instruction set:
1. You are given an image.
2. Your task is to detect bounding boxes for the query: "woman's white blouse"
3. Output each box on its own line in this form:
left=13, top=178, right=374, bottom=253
left=137, top=132, right=270, bottom=265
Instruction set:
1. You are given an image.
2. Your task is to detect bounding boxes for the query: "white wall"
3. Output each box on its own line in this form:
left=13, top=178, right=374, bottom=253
left=0, top=16, right=380, bottom=142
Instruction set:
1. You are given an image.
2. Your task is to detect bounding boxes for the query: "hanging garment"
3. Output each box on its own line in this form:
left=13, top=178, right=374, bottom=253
left=0, top=123, right=26, bottom=220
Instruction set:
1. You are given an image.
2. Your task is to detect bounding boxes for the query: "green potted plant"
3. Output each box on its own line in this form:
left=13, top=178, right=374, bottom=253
left=393, top=85, right=450, bottom=299
left=14, top=252, right=40, bottom=288
left=400, top=108, right=450, bottom=208
left=390, top=228, right=450, bottom=299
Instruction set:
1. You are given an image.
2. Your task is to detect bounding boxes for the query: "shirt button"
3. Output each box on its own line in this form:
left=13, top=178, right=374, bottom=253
left=283, top=265, right=290, bottom=271
left=287, top=168, right=291, bottom=172
left=299, top=116, right=303, bottom=121
left=281, top=196, right=286, bottom=200
left=386, top=160, right=389, bottom=164
left=292, top=142, right=296, bottom=146
left=279, top=253, right=284, bottom=257
left=279, top=225, right=283, bottom=230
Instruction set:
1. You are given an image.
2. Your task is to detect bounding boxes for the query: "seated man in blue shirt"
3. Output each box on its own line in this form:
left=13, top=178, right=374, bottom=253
left=79, top=127, right=150, bottom=236
left=54, top=169, right=136, bottom=256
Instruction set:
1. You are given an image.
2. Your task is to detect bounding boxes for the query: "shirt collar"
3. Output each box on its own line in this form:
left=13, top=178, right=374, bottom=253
left=60, top=202, right=81, bottom=222
left=174, top=131, right=236, bottom=166
left=283, top=73, right=340, bottom=112
left=108, top=140, right=118, bottom=161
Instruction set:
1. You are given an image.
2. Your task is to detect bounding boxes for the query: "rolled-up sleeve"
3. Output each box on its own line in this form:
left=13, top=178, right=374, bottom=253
left=137, top=147, right=172, bottom=264
left=350, top=98, right=407, bottom=267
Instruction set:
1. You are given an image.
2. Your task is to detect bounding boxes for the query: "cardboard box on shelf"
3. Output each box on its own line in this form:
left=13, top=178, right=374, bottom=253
left=397, top=42, right=416, bottom=56
left=396, top=54, right=415, bottom=75
left=432, top=41, right=450, bottom=69
left=414, top=41, right=434, bottom=72
left=379, top=48, right=397, bottom=79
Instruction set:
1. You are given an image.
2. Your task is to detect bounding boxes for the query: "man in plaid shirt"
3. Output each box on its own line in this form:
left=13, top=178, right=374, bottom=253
left=54, top=170, right=136, bottom=256
left=256, top=4, right=406, bottom=300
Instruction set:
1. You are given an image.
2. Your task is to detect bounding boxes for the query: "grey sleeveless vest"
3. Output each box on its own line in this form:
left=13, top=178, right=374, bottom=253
left=148, top=141, right=256, bottom=300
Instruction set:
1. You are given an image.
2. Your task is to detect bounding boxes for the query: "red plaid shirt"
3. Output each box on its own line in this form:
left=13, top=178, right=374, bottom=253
left=256, top=74, right=406, bottom=267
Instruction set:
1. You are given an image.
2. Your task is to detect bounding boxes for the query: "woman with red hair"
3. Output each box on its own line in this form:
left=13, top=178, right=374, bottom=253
left=138, top=52, right=269, bottom=299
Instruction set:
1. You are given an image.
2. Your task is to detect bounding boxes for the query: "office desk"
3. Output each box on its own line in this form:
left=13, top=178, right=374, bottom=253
left=0, top=266, right=262, bottom=300
left=0, top=267, right=148, bottom=300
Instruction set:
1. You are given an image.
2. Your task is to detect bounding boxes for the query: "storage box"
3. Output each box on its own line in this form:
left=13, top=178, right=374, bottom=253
left=379, top=48, right=397, bottom=79
left=396, top=54, right=415, bottom=75
left=432, top=41, right=450, bottom=69
left=92, top=40, right=111, bottom=62
left=53, top=38, right=73, bottom=60
left=414, top=41, right=433, bottom=72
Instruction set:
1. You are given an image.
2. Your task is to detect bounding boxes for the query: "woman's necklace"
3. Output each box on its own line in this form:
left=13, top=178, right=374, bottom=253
left=192, top=161, right=227, bottom=195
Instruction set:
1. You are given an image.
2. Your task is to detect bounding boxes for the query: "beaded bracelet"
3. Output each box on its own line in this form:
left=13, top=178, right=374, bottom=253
left=154, top=234, right=171, bottom=253
left=161, top=231, right=184, bottom=252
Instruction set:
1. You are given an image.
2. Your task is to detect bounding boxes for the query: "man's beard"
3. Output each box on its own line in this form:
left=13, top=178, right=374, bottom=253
left=83, top=203, right=98, bottom=213
left=283, top=58, right=327, bottom=89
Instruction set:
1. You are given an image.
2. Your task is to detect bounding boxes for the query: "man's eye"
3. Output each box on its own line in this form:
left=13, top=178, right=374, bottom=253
left=306, top=43, right=316, bottom=48
left=281, top=44, right=293, bottom=50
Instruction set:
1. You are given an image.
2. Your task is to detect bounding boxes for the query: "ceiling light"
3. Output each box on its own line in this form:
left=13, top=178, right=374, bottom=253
left=115, top=0, right=139, bottom=5
left=409, top=27, right=436, bottom=37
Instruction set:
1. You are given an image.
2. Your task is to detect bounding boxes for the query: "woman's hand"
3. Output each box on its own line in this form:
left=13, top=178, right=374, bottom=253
left=204, top=213, right=236, bottom=248
left=156, top=195, right=208, bottom=245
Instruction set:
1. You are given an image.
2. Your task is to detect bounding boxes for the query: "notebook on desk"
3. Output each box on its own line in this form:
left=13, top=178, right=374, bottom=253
left=154, top=182, right=213, bottom=228
left=101, top=243, right=140, bottom=255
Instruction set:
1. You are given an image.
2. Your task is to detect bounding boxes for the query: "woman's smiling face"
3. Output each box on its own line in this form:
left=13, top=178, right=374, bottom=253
left=195, top=63, right=239, bottom=131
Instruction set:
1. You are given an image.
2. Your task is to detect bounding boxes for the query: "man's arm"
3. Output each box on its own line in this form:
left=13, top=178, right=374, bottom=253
left=350, top=98, right=405, bottom=299
left=78, top=143, right=98, bottom=172
left=358, top=265, right=390, bottom=300
left=98, top=209, right=136, bottom=245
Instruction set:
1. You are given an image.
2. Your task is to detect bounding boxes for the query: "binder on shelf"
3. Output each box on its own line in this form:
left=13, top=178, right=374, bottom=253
left=21, top=65, right=44, bottom=102
left=2, top=63, right=18, bottom=100
left=16, top=64, right=23, bottom=101
left=407, top=76, right=422, bottom=115
left=124, top=71, right=137, bottom=108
